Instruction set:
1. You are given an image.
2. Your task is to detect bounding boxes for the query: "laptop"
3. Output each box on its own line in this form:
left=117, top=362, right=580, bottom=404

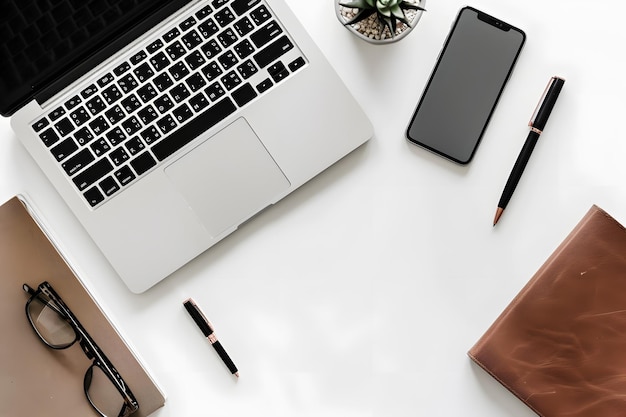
left=2, top=0, right=373, bottom=293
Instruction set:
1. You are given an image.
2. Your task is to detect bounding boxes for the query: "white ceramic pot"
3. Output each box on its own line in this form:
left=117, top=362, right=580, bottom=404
left=335, top=0, right=426, bottom=44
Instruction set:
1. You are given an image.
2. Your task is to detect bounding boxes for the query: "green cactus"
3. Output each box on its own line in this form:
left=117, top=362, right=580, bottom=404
left=339, top=0, right=425, bottom=37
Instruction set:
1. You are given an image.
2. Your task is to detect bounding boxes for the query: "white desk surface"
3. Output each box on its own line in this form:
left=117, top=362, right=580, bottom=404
left=2, top=1, right=626, bottom=416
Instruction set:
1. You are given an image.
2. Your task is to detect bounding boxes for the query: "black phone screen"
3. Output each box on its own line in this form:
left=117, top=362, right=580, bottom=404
left=406, top=7, right=525, bottom=164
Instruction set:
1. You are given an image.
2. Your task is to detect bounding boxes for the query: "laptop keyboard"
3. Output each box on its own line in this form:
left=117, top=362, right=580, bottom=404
left=30, top=0, right=306, bottom=208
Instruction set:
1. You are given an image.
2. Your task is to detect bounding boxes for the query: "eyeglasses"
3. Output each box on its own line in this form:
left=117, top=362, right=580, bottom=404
left=23, top=282, right=139, bottom=417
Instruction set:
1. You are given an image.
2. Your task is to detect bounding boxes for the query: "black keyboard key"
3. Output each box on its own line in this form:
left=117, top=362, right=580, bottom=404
left=86, top=96, right=107, bottom=115
left=138, top=106, right=159, bottom=124
left=186, top=73, right=207, bottom=92
left=185, top=51, right=206, bottom=70
left=84, top=187, right=105, bottom=207
left=237, top=59, right=258, bottom=79
left=218, top=51, right=239, bottom=70
left=182, top=30, right=203, bottom=50
left=70, top=106, right=90, bottom=127
left=89, top=116, right=110, bottom=135
left=254, top=36, right=294, bottom=68
left=81, top=84, right=99, bottom=99
left=189, top=93, right=210, bottom=112
left=118, top=73, right=139, bottom=93
left=137, top=84, right=158, bottom=103
left=180, top=16, right=197, bottom=32
left=250, top=6, right=271, bottom=25
left=232, top=0, right=261, bottom=15
left=113, top=62, right=131, bottom=76
left=90, top=139, right=111, bottom=157
left=106, top=127, right=127, bottom=146
left=289, top=56, right=306, bottom=72
left=74, top=127, right=95, bottom=145
left=140, top=125, right=162, bottom=144
left=102, top=85, right=123, bottom=104
left=130, top=50, right=147, bottom=65
left=65, top=95, right=82, bottom=110
left=74, top=159, right=113, bottom=191
left=234, top=17, right=255, bottom=37
left=125, top=136, right=145, bottom=156
left=169, top=62, right=190, bottom=81
left=202, top=61, right=223, bottom=81
left=121, top=94, right=142, bottom=113
left=147, top=39, right=164, bottom=54
left=250, top=21, right=283, bottom=48
left=232, top=83, right=258, bottom=107
left=221, top=71, right=242, bottom=90
left=166, top=41, right=186, bottom=61
left=170, top=84, right=191, bottom=103
left=215, top=8, right=235, bottom=27
left=134, top=63, right=155, bottom=83
left=49, top=106, right=66, bottom=121
left=152, top=97, right=237, bottom=161
left=63, top=148, right=95, bottom=176
left=172, top=103, right=193, bottom=123
left=55, top=117, right=75, bottom=137
left=51, top=138, right=78, bottom=161
left=234, top=39, right=255, bottom=59
left=196, top=5, right=213, bottom=20
left=105, top=106, right=125, bottom=125
left=40, top=128, right=60, bottom=147
left=198, top=19, right=219, bottom=39
left=114, top=165, right=136, bottom=186
left=150, top=52, right=171, bottom=72
left=201, top=39, right=222, bottom=59
left=217, top=28, right=238, bottom=49
left=268, top=61, right=289, bottom=83
left=256, top=78, right=273, bottom=93
left=130, top=152, right=157, bottom=175
left=122, top=116, right=143, bottom=136
left=110, top=147, right=129, bottom=166
left=205, top=82, right=226, bottom=101
left=97, top=72, right=115, bottom=87
left=157, top=115, right=178, bottom=134
left=33, top=118, right=49, bottom=132
left=154, top=73, right=174, bottom=92
left=154, top=95, right=175, bottom=113
left=212, top=0, right=230, bottom=9
left=163, top=27, right=181, bottom=43
left=99, top=176, right=120, bottom=197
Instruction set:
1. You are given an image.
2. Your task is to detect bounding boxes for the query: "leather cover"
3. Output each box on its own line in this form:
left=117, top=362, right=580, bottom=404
left=469, top=205, right=626, bottom=417
left=0, top=196, right=164, bottom=416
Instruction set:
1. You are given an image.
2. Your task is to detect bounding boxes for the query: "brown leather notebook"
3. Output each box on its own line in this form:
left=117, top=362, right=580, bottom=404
left=0, top=196, right=165, bottom=417
left=468, top=205, right=626, bottom=416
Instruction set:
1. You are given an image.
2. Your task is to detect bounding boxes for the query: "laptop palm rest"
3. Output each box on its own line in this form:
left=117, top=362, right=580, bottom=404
left=164, top=118, right=290, bottom=238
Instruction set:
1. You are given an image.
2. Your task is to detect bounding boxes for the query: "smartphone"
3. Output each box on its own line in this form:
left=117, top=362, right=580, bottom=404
left=406, top=7, right=525, bottom=164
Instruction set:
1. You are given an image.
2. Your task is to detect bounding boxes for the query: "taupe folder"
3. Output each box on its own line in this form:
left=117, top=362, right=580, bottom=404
left=0, top=196, right=165, bottom=416
left=469, top=205, right=626, bottom=416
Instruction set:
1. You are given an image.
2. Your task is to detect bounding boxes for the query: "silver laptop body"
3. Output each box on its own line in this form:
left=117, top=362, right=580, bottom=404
left=7, top=0, right=373, bottom=293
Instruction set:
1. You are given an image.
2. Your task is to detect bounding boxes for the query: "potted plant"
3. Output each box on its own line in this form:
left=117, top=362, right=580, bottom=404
left=335, top=0, right=426, bottom=44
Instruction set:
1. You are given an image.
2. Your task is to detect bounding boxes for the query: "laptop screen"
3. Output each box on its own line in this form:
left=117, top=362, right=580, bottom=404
left=0, top=0, right=191, bottom=117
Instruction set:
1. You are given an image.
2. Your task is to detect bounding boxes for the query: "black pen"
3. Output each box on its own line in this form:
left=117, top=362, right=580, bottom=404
left=183, top=298, right=239, bottom=378
left=493, top=76, right=565, bottom=226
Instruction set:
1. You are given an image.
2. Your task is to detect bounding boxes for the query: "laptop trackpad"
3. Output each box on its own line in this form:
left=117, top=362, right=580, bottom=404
left=164, top=118, right=290, bottom=238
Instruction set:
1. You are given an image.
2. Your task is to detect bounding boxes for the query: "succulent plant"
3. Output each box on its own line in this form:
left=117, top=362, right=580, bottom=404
left=339, top=0, right=426, bottom=37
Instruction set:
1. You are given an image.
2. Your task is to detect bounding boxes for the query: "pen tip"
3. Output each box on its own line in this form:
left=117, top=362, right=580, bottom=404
left=493, top=207, right=504, bottom=226
left=235, top=372, right=240, bottom=378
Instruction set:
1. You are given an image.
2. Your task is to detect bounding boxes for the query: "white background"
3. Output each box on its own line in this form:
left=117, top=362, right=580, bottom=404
left=2, top=0, right=626, bottom=416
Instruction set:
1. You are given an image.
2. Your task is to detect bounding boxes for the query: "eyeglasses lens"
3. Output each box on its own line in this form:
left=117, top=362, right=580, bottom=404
left=85, top=365, right=131, bottom=417
left=27, top=295, right=75, bottom=348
